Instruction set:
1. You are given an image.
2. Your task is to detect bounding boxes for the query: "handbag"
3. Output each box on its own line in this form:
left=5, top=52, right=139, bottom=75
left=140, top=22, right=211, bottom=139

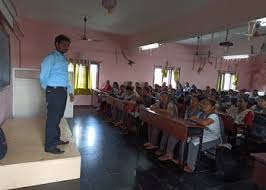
left=0, top=128, right=7, bottom=160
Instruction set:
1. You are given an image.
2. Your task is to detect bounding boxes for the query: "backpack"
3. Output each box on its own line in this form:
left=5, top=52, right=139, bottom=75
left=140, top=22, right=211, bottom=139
left=0, top=128, right=7, bottom=160
left=249, top=114, right=266, bottom=140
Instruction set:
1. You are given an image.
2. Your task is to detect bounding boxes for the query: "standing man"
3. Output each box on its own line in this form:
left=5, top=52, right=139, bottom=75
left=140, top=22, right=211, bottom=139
left=40, top=34, right=74, bottom=154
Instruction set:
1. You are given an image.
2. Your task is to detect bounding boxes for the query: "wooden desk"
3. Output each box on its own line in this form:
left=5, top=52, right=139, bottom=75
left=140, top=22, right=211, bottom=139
left=252, top=153, right=266, bottom=188
left=91, top=89, right=107, bottom=106
left=139, top=108, right=204, bottom=167
left=139, top=108, right=204, bottom=141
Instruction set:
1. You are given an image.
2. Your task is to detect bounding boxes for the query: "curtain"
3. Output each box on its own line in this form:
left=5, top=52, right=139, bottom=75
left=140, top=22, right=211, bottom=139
left=73, top=60, right=92, bottom=95
left=174, top=67, right=180, bottom=82
left=216, top=71, right=223, bottom=92
left=232, top=73, right=238, bottom=86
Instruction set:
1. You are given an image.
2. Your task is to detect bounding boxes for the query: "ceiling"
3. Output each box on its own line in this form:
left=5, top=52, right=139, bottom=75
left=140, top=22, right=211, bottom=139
left=13, top=0, right=266, bottom=47
left=14, top=0, right=210, bottom=35
left=177, top=24, right=266, bottom=55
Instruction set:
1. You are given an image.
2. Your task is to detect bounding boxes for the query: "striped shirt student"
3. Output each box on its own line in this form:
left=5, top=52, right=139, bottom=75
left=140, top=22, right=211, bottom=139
left=40, top=34, right=74, bottom=154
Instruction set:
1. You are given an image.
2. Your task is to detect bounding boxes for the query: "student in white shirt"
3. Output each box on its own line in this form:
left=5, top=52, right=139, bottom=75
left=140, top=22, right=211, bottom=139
left=184, top=99, right=222, bottom=173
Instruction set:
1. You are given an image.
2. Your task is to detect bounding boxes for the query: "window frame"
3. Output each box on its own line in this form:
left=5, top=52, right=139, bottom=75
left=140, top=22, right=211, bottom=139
left=90, top=62, right=100, bottom=89
left=219, top=71, right=237, bottom=91
left=153, top=66, right=175, bottom=87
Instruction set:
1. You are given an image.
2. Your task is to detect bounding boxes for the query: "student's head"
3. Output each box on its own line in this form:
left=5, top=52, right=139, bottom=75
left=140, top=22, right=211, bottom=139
left=55, top=34, right=71, bottom=54
left=196, top=89, right=203, bottom=96
left=120, top=84, right=125, bottom=91
left=148, top=86, right=153, bottom=93
left=128, top=81, right=133, bottom=87
left=162, top=82, right=166, bottom=87
left=257, top=96, right=266, bottom=109
left=143, top=86, right=150, bottom=95
left=201, top=99, right=216, bottom=113
left=262, top=96, right=266, bottom=108
left=185, top=82, right=190, bottom=87
left=136, top=87, right=142, bottom=95
left=191, top=96, right=200, bottom=108
left=211, top=88, right=217, bottom=95
left=160, top=92, right=169, bottom=104
left=125, top=86, right=133, bottom=93
left=191, top=89, right=197, bottom=96
left=238, top=97, right=251, bottom=110
left=106, top=80, right=110, bottom=85
left=206, top=86, right=210, bottom=92
left=178, top=83, right=183, bottom=89
left=113, top=82, right=119, bottom=89
left=135, top=82, right=140, bottom=88
left=191, top=84, right=197, bottom=90
left=252, top=89, right=258, bottom=96
left=144, top=82, right=149, bottom=87
left=168, top=84, right=172, bottom=89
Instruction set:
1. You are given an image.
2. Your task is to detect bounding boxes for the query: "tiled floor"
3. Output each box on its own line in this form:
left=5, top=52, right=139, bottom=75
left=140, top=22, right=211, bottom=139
left=18, top=107, right=265, bottom=190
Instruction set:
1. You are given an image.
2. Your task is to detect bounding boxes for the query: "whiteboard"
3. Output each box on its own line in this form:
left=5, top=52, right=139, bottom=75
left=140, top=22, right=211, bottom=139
left=13, top=68, right=74, bottom=118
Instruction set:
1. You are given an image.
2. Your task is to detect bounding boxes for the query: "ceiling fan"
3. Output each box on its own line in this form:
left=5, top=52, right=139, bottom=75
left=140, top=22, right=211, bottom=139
left=80, top=16, right=103, bottom=42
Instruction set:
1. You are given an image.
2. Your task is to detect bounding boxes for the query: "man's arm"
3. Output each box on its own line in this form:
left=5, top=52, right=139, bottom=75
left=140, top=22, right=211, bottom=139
left=40, top=55, right=53, bottom=90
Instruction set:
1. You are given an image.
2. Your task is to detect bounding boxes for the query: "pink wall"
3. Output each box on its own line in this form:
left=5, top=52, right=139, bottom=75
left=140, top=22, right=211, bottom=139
left=0, top=21, right=20, bottom=125
left=17, top=18, right=259, bottom=105
left=250, top=54, right=266, bottom=91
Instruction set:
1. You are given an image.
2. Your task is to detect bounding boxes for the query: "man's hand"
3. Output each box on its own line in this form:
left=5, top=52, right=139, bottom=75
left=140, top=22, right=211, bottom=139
left=69, top=93, right=74, bottom=102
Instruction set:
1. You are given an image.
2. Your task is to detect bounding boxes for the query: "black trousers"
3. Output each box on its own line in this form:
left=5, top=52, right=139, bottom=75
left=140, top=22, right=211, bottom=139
left=45, top=86, right=67, bottom=149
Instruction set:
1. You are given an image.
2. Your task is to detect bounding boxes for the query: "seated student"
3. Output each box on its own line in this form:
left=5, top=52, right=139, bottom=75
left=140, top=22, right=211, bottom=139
left=158, top=96, right=204, bottom=161
left=162, top=82, right=168, bottom=92
left=252, top=96, right=266, bottom=114
left=184, top=99, right=222, bottom=173
left=127, top=81, right=133, bottom=88
left=111, top=82, right=120, bottom=96
left=234, top=97, right=254, bottom=126
left=148, top=86, right=155, bottom=97
left=135, top=82, right=140, bottom=89
left=203, top=86, right=211, bottom=97
left=226, top=98, right=238, bottom=118
left=144, top=92, right=173, bottom=150
left=102, top=80, right=112, bottom=92
left=138, top=87, right=153, bottom=108
left=175, top=83, right=183, bottom=97
left=135, top=86, right=142, bottom=98
left=249, top=89, right=259, bottom=100
left=124, top=86, right=136, bottom=101
left=183, top=82, right=191, bottom=92
left=119, top=84, right=125, bottom=95
left=144, top=82, right=149, bottom=88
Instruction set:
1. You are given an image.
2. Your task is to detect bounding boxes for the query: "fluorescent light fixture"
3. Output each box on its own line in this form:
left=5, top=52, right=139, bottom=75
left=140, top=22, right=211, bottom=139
left=257, top=17, right=266, bottom=26
left=139, top=43, right=159, bottom=51
left=223, top=54, right=249, bottom=60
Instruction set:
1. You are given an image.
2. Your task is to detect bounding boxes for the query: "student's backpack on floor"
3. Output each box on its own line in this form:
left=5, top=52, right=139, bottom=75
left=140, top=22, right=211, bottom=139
left=0, top=127, right=7, bottom=160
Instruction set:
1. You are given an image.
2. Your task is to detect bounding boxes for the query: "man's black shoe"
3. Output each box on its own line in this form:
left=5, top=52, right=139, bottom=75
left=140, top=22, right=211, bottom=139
left=45, top=147, right=65, bottom=154
left=57, top=140, right=69, bottom=145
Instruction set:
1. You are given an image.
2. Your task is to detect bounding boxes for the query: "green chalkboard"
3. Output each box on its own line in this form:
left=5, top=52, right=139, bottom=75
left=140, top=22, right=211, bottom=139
left=0, top=25, right=10, bottom=90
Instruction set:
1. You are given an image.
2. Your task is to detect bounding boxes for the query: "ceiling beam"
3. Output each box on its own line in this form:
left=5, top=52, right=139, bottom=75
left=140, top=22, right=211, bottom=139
left=129, top=0, right=266, bottom=48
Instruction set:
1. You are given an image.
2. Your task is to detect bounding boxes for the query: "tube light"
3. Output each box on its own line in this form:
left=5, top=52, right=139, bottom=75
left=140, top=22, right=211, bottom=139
left=139, top=43, right=159, bottom=51
left=223, top=54, right=249, bottom=60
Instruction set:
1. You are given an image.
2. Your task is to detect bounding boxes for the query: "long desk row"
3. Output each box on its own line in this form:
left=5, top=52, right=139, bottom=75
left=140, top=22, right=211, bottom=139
left=93, top=89, right=205, bottom=167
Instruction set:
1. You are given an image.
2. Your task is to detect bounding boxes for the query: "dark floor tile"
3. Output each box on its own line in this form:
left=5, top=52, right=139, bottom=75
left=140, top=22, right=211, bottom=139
left=213, top=180, right=260, bottom=190
left=15, top=108, right=255, bottom=190
left=89, top=175, right=116, bottom=190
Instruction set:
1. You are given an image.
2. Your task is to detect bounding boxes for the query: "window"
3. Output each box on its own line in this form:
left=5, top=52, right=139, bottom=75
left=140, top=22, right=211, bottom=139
left=0, top=25, right=10, bottom=90
left=217, top=72, right=237, bottom=91
left=153, top=67, right=177, bottom=88
left=68, top=61, right=99, bottom=95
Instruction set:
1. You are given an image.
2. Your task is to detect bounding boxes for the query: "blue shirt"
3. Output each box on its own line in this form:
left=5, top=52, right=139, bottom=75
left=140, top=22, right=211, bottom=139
left=40, top=50, right=73, bottom=94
